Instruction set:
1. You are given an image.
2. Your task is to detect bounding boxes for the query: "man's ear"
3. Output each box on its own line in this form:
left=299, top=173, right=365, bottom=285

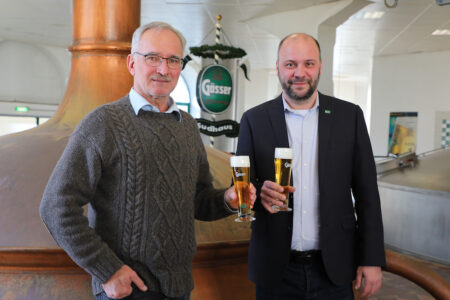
left=319, top=58, right=323, bottom=76
left=127, top=54, right=135, bottom=76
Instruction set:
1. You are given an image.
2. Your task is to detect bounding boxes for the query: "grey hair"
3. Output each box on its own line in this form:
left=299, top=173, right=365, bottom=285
left=131, top=21, right=186, bottom=54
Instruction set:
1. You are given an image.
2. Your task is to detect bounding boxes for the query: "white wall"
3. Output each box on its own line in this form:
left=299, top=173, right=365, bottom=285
left=371, top=50, right=450, bottom=156
left=242, top=68, right=280, bottom=117
left=334, top=79, right=371, bottom=118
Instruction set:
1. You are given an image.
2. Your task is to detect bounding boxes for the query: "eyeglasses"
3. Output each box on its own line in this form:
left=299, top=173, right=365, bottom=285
left=133, top=52, right=183, bottom=70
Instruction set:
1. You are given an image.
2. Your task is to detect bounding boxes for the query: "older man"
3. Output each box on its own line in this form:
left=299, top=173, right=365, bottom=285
left=236, top=33, right=385, bottom=299
left=40, top=22, right=255, bottom=300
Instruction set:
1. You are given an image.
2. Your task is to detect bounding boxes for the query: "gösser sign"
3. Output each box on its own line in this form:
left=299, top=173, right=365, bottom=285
left=196, top=65, right=233, bottom=114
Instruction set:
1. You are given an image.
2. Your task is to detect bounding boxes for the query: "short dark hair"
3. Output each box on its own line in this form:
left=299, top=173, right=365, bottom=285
left=277, top=33, right=321, bottom=60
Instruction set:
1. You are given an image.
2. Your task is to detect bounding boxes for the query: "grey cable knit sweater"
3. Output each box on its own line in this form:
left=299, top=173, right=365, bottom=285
left=40, top=96, right=231, bottom=297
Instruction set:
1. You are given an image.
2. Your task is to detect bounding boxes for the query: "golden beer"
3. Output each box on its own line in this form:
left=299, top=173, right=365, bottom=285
left=230, top=156, right=255, bottom=222
left=273, top=148, right=293, bottom=212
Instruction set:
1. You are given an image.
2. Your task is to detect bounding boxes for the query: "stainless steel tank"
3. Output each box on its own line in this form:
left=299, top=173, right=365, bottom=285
left=376, top=148, right=450, bottom=263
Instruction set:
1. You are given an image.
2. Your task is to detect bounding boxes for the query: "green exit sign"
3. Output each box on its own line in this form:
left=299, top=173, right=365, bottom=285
left=15, top=106, right=29, bottom=112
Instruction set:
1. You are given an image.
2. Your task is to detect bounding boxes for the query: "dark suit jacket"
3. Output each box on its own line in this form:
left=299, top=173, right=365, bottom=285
left=236, top=93, right=385, bottom=287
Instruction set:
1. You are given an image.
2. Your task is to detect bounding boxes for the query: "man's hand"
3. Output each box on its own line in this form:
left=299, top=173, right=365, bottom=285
left=354, top=266, right=382, bottom=299
left=102, top=265, right=147, bottom=299
left=225, top=183, right=256, bottom=210
left=260, top=180, right=295, bottom=213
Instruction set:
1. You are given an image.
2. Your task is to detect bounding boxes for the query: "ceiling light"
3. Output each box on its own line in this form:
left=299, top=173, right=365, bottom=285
left=363, top=11, right=385, bottom=19
left=432, top=29, right=450, bottom=35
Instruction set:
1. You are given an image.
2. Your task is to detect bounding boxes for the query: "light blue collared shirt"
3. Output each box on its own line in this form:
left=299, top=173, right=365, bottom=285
left=283, top=94, right=320, bottom=251
left=129, top=88, right=182, bottom=121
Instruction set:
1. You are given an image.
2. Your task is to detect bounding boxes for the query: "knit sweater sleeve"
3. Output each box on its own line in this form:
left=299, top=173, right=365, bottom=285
left=40, top=117, right=124, bottom=283
left=186, top=116, right=232, bottom=221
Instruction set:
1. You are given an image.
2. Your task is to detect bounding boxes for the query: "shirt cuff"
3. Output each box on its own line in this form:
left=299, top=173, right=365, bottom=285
left=223, top=197, right=238, bottom=213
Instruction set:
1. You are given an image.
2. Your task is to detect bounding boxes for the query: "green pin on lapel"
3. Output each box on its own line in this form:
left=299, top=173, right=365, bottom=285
left=325, top=109, right=331, bottom=114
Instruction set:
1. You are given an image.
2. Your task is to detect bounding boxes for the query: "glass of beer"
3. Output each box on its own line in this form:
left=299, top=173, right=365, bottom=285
left=273, top=148, right=293, bottom=212
left=230, top=156, right=255, bottom=222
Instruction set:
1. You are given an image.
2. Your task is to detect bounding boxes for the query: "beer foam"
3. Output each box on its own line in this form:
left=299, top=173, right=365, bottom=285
left=274, top=148, right=293, bottom=159
left=230, top=156, right=250, bottom=167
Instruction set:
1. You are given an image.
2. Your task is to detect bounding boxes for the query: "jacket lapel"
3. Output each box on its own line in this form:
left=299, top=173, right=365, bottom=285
left=267, top=95, right=290, bottom=148
left=267, top=95, right=292, bottom=211
left=318, top=93, right=333, bottom=187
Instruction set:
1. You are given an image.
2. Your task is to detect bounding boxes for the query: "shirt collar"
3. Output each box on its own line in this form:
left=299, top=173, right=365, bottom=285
left=129, top=88, right=182, bottom=122
left=282, top=93, right=319, bottom=117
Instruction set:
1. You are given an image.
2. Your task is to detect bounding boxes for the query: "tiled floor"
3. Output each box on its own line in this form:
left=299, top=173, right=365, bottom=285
left=369, top=257, right=450, bottom=300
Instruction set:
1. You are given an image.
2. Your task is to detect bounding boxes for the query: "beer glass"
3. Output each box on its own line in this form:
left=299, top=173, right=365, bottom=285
left=273, top=148, right=293, bottom=212
left=230, top=156, right=255, bottom=222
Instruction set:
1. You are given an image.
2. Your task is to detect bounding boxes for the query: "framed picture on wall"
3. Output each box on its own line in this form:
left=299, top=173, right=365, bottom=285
left=388, top=112, right=418, bottom=155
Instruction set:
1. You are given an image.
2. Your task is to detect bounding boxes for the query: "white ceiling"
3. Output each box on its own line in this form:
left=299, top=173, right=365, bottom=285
left=0, top=0, right=449, bottom=81
left=335, top=0, right=450, bottom=81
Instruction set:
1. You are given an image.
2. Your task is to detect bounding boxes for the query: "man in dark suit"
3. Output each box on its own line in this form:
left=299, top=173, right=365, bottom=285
left=236, top=33, right=385, bottom=299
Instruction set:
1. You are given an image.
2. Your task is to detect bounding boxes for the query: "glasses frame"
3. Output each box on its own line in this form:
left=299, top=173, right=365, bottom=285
left=133, top=51, right=183, bottom=70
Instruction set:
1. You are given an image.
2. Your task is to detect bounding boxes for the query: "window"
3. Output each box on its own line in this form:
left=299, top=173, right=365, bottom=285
left=170, top=75, right=190, bottom=113
left=0, top=116, right=49, bottom=136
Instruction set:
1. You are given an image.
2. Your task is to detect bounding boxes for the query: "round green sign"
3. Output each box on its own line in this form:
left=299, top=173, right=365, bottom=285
left=196, top=64, right=233, bottom=114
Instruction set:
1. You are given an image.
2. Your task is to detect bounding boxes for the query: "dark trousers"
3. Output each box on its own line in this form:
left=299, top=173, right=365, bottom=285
left=95, top=289, right=190, bottom=300
left=256, top=251, right=354, bottom=300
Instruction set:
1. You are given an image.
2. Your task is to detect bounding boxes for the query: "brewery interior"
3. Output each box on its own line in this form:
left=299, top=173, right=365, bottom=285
left=0, top=0, right=449, bottom=299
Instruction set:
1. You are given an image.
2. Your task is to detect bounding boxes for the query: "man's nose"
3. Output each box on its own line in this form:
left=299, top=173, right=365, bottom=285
left=294, top=65, right=307, bottom=77
left=156, top=59, right=170, bottom=75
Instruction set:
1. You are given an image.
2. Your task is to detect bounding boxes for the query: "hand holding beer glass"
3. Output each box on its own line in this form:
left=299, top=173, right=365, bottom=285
left=230, top=156, right=255, bottom=222
left=273, top=148, right=293, bottom=212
